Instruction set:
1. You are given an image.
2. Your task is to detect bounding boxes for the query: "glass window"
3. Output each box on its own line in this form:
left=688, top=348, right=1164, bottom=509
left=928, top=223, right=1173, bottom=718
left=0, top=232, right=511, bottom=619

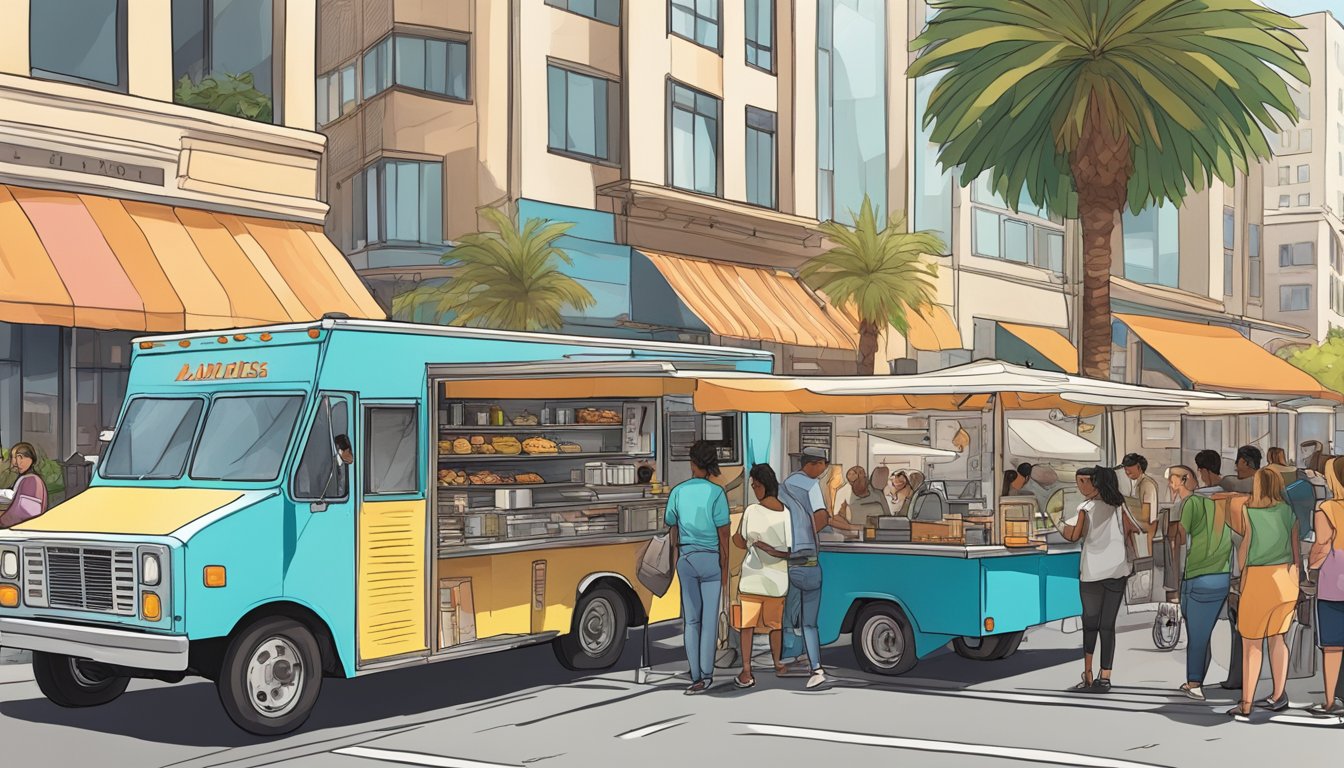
left=1298, top=164, right=1311, bottom=184
left=668, top=81, right=720, bottom=196
left=1300, top=193, right=1312, bottom=207
left=1222, top=206, right=1235, bottom=250
left=1248, top=224, right=1261, bottom=299
left=1003, top=219, right=1029, bottom=263
left=31, top=0, right=126, bottom=91
left=546, top=64, right=614, bottom=162
left=1279, top=166, right=1291, bottom=185
left=823, top=0, right=886, bottom=225
left=545, top=0, right=621, bottom=25
left=972, top=209, right=1000, bottom=259
left=1223, top=250, right=1234, bottom=296
left=172, top=0, right=277, bottom=121
left=1280, top=241, right=1315, bottom=267
left=746, top=0, right=774, bottom=72
left=0, top=363, right=18, bottom=457
left=746, top=106, right=777, bottom=208
left=362, top=160, right=444, bottom=244
left=1280, top=284, right=1312, bottom=312
left=101, top=398, right=204, bottom=480
left=363, top=37, right=393, bottom=98
left=191, top=396, right=304, bottom=481
left=293, top=396, right=350, bottom=501
left=317, top=63, right=358, bottom=125
left=391, top=36, right=469, bottom=100
left=913, top=72, right=952, bottom=246
left=1279, top=194, right=1291, bottom=208
left=1301, top=128, right=1313, bottom=152
left=1037, top=229, right=1064, bottom=273
left=366, top=406, right=419, bottom=494
left=21, top=325, right=62, bottom=459
left=1123, top=202, right=1179, bottom=287
left=669, top=0, right=721, bottom=51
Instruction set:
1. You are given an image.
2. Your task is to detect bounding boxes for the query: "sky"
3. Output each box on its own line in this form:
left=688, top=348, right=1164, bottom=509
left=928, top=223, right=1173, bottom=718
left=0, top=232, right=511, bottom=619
left=1263, top=0, right=1342, bottom=21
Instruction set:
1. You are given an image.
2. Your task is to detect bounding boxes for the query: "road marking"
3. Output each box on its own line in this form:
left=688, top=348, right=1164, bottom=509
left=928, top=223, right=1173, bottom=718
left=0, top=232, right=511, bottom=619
left=332, top=746, right=521, bottom=768
left=738, top=723, right=1172, bottom=768
left=617, top=716, right=688, bottom=740
left=1267, top=713, right=1344, bottom=727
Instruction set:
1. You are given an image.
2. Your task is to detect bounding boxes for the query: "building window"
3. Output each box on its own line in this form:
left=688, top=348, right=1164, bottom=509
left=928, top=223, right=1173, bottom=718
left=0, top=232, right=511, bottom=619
left=1299, top=193, right=1311, bottom=207
left=362, top=35, right=468, bottom=102
left=31, top=0, right=127, bottom=92
left=316, top=62, right=357, bottom=125
left=669, top=0, right=721, bottom=52
left=546, top=64, right=618, bottom=162
left=667, top=81, right=721, bottom=196
left=73, top=330, right=133, bottom=456
left=1298, top=165, right=1311, bottom=184
left=1301, top=128, right=1313, bottom=152
left=1332, top=236, right=1342, bottom=273
left=361, top=160, right=444, bottom=245
left=1222, top=206, right=1235, bottom=250
left=1279, top=166, right=1291, bottom=185
left=366, top=406, right=420, bottom=495
left=1339, top=87, right=1343, bottom=113
left=1293, top=87, right=1311, bottom=120
left=1279, top=194, right=1291, bottom=208
left=1281, top=284, right=1312, bottom=312
left=745, top=0, right=774, bottom=72
left=19, top=325, right=63, bottom=460
left=972, top=209, right=1000, bottom=259
left=746, top=106, right=777, bottom=208
left=816, top=0, right=887, bottom=226
left=1223, top=249, right=1233, bottom=297
left=172, top=0, right=280, bottom=122
left=545, top=0, right=620, bottom=25
left=1248, top=223, right=1261, bottom=299
left=1280, top=241, right=1315, bottom=267
left=1123, top=202, right=1179, bottom=287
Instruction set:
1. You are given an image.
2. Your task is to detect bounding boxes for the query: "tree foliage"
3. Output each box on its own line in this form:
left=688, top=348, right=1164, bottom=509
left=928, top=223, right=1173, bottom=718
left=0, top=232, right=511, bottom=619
left=1284, top=328, right=1344, bottom=394
left=174, top=73, right=275, bottom=123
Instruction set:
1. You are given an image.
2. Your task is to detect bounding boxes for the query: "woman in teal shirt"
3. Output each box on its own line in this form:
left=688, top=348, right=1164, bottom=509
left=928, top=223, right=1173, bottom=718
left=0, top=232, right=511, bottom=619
left=665, top=441, right=731, bottom=694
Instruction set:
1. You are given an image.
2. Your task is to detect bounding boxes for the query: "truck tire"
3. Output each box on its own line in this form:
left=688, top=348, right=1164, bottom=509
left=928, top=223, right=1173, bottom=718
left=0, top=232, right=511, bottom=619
left=851, top=602, right=918, bottom=675
left=553, top=585, right=628, bottom=671
left=217, top=617, right=323, bottom=737
left=32, top=651, right=130, bottom=707
left=952, top=630, right=1025, bottom=661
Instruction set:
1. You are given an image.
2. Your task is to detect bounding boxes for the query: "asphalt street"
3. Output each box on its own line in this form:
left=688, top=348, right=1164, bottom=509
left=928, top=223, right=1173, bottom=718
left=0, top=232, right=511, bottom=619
left=0, top=609, right=1339, bottom=768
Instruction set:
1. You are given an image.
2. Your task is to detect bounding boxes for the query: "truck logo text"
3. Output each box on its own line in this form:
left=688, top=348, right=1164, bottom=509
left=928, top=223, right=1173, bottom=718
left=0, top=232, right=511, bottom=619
left=175, top=361, right=269, bottom=381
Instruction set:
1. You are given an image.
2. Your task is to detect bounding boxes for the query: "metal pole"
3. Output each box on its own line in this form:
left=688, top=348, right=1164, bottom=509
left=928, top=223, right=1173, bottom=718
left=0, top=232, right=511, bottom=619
left=991, top=394, right=1005, bottom=545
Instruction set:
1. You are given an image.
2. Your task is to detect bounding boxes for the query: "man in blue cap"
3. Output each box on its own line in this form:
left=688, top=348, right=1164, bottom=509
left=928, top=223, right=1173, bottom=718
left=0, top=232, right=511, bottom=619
left=778, top=446, right=832, bottom=688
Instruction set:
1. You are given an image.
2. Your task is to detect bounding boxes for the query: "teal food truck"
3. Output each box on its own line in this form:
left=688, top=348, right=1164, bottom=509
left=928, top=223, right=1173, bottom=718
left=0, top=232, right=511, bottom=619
left=0, top=319, right=773, bottom=735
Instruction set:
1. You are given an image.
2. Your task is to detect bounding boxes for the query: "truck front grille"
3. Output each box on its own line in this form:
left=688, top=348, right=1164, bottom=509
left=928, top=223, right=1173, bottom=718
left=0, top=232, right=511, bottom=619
left=31, top=546, right=135, bottom=616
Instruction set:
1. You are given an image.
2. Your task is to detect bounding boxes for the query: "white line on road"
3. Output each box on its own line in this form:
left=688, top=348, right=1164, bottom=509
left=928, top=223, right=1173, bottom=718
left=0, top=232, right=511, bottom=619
left=617, top=716, right=688, bottom=740
left=331, top=746, right=521, bottom=768
left=738, top=723, right=1173, bottom=768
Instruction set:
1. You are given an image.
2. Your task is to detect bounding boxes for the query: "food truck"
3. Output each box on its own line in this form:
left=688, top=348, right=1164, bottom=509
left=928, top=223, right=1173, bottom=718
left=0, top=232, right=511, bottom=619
left=690, top=364, right=1228, bottom=674
left=0, top=319, right=772, bottom=735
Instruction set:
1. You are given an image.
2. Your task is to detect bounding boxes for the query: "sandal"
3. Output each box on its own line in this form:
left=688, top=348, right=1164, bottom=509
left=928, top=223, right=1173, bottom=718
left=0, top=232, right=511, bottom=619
left=734, top=673, right=756, bottom=689
left=1225, top=701, right=1252, bottom=717
left=1070, top=674, right=1094, bottom=691
left=1088, top=678, right=1112, bottom=694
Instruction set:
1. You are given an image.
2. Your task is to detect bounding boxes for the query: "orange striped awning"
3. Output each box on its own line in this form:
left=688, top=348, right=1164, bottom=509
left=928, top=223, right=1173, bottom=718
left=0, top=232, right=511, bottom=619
left=903, top=302, right=963, bottom=351
left=639, top=250, right=858, bottom=350
left=0, top=185, right=384, bottom=332
left=998, top=322, right=1078, bottom=374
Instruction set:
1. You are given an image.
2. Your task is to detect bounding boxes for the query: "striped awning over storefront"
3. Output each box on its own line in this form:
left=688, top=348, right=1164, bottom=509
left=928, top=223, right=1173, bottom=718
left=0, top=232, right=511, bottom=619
left=0, top=185, right=384, bottom=332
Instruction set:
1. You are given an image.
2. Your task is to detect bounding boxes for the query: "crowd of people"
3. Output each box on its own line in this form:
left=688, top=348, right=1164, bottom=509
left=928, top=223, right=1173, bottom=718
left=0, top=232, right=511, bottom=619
left=663, top=437, right=1344, bottom=716
left=1063, top=446, right=1344, bottom=719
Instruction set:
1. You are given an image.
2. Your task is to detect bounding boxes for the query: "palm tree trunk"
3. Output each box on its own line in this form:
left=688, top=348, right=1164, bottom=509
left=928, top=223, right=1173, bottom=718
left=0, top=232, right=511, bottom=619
left=1069, top=95, right=1133, bottom=381
left=858, top=319, right=880, bottom=375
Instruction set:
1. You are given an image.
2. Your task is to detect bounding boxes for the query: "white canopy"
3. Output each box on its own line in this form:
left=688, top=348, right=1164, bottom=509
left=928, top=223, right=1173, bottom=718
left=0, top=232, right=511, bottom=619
left=865, top=433, right=960, bottom=458
left=1007, top=419, right=1102, bottom=462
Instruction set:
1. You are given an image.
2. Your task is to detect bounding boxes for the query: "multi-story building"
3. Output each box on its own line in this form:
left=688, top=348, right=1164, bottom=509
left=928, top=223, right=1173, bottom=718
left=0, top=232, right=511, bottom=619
left=1262, top=10, right=1344, bottom=345
left=0, top=0, right=381, bottom=469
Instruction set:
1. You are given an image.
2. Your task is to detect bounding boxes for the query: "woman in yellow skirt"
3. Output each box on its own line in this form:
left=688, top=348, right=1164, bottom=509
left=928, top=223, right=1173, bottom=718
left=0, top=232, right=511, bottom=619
left=1227, top=468, right=1301, bottom=716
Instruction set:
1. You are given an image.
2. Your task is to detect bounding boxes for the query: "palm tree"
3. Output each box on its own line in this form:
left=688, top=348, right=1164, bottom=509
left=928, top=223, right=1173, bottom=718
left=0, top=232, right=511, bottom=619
left=801, top=196, right=945, bottom=375
left=392, top=207, right=595, bottom=332
left=909, top=0, right=1308, bottom=379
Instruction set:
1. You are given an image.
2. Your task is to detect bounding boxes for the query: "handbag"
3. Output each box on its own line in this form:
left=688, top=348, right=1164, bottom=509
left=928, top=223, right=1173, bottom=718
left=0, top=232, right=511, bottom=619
left=635, top=533, right=674, bottom=597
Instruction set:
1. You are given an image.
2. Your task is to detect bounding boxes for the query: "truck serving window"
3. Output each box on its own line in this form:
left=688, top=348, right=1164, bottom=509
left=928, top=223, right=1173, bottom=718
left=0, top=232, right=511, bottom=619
left=365, top=406, right=419, bottom=495
left=101, top=397, right=205, bottom=480
left=191, top=395, right=305, bottom=482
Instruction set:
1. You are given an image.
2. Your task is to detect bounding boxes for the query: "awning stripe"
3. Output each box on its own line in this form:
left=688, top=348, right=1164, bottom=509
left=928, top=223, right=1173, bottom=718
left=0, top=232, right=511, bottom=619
left=998, top=322, right=1078, bottom=374
left=0, top=184, right=384, bottom=332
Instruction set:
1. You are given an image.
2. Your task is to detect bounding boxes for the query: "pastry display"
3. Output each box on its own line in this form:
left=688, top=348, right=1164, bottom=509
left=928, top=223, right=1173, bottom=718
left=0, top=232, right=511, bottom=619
left=452, top=438, right=472, bottom=455
left=474, top=443, right=498, bottom=454
left=468, top=471, right=506, bottom=485
left=515, top=473, right=544, bottom=484
left=470, top=435, right=486, bottom=447
left=512, top=411, right=539, bottom=426
left=437, top=441, right=454, bottom=454
left=491, top=436, right=523, bottom=455
left=576, top=408, right=621, bottom=425
left=558, top=442, right=582, bottom=453
left=438, top=469, right=469, bottom=486
left=522, top=437, right=559, bottom=455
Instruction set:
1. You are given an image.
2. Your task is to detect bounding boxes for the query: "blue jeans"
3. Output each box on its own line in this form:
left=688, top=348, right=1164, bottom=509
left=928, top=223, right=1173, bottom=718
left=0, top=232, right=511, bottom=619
left=782, top=564, right=823, bottom=670
left=677, top=551, right=721, bottom=683
left=1181, top=573, right=1231, bottom=685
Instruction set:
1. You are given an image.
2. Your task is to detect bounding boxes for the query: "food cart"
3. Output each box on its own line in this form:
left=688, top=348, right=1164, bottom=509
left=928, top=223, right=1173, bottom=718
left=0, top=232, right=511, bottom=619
left=689, top=362, right=1232, bottom=674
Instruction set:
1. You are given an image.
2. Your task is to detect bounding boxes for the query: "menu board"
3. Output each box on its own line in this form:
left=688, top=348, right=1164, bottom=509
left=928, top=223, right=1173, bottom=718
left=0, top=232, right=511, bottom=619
left=799, top=422, right=833, bottom=455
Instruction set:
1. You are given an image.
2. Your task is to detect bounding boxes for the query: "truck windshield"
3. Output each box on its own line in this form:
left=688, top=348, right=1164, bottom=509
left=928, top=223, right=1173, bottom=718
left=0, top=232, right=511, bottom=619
left=190, top=395, right=305, bottom=481
left=101, top=397, right=205, bottom=480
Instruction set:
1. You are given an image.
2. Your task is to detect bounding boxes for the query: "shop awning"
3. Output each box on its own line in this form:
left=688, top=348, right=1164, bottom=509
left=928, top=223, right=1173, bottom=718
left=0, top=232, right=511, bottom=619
left=638, top=250, right=858, bottom=350
left=997, top=323, right=1077, bottom=374
left=1007, top=419, right=1101, bottom=462
left=1115, top=313, right=1341, bottom=402
left=904, top=303, right=963, bottom=352
left=0, top=185, right=384, bottom=332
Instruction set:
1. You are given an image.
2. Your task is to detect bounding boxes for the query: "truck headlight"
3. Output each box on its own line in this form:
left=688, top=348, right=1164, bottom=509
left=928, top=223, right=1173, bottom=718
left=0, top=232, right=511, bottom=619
left=0, top=549, right=17, bottom=580
left=140, top=552, right=161, bottom=586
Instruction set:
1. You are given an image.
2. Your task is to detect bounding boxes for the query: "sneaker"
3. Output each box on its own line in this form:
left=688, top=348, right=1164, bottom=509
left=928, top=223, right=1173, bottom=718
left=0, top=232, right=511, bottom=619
left=1179, top=684, right=1206, bottom=701
left=1257, top=695, right=1289, bottom=712
left=684, top=680, right=711, bottom=695
left=805, top=669, right=830, bottom=689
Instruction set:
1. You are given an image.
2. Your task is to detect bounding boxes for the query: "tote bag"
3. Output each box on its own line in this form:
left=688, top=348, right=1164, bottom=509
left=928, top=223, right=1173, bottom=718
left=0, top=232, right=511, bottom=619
left=636, top=533, right=674, bottom=597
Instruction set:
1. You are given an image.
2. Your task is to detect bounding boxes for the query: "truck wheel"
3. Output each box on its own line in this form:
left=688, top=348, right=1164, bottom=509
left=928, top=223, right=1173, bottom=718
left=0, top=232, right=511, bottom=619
left=217, top=617, right=323, bottom=736
left=952, top=631, right=1025, bottom=661
left=851, top=602, right=918, bottom=675
left=553, top=585, right=628, bottom=671
left=32, top=651, right=130, bottom=707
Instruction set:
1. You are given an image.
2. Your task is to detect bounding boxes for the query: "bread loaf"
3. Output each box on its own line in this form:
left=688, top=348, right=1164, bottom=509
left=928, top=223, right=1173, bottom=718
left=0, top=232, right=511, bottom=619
left=492, top=436, right=523, bottom=455
left=515, top=473, right=544, bottom=484
left=522, top=437, right=559, bottom=454
left=513, top=412, right=539, bottom=426
left=576, top=408, right=621, bottom=424
left=558, top=442, right=582, bottom=453
left=452, top=438, right=472, bottom=455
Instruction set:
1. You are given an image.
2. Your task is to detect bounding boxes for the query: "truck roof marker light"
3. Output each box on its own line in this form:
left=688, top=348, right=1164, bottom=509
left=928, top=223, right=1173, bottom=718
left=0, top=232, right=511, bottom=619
left=984, top=617, right=995, bottom=632
left=178, top=340, right=191, bottom=348
left=259, top=333, right=272, bottom=342
left=204, top=565, right=227, bottom=588
left=308, top=329, right=321, bottom=339
left=0, top=584, right=17, bottom=608
left=217, top=336, right=228, bottom=344
left=139, top=341, right=155, bottom=350
left=233, top=334, right=247, bottom=342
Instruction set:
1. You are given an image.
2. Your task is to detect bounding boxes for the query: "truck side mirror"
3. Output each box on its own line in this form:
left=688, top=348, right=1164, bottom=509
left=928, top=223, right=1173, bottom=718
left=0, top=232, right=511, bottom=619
left=98, top=430, right=114, bottom=443
left=309, top=502, right=329, bottom=513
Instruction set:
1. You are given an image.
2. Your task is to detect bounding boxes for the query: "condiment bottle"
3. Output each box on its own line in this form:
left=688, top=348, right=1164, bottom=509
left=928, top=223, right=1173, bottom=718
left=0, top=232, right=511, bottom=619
left=490, top=405, right=505, bottom=426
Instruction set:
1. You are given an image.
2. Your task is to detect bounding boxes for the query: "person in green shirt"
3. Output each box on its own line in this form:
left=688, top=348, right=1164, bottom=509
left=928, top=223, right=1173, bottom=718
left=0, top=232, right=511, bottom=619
left=1168, top=465, right=1232, bottom=701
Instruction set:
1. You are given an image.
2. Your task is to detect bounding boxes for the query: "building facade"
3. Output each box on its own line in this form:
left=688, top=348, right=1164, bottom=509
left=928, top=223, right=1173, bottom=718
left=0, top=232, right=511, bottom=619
left=0, top=0, right=381, bottom=469
left=1262, top=11, right=1344, bottom=346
